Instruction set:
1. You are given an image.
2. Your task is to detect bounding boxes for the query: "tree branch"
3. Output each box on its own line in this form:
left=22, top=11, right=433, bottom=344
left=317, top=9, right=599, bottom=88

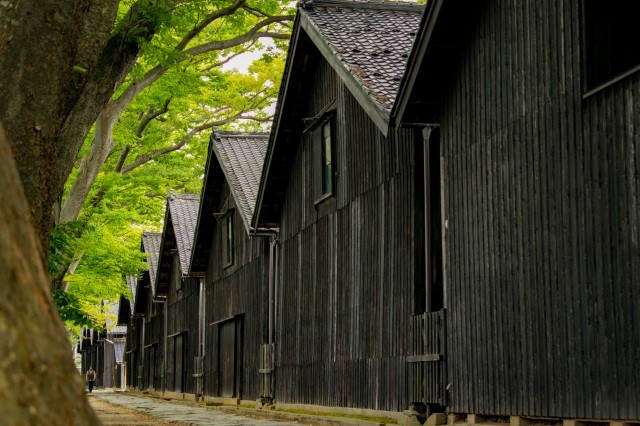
left=185, top=15, right=294, bottom=57
left=199, top=42, right=257, bottom=72
left=175, top=0, right=246, bottom=51
left=135, top=98, right=171, bottom=138
left=256, top=31, right=291, bottom=40
left=114, top=145, right=131, bottom=173
left=121, top=111, right=269, bottom=174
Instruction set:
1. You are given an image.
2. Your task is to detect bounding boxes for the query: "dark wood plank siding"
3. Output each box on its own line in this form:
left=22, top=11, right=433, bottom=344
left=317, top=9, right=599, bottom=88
left=439, top=0, right=640, bottom=419
left=125, top=316, right=143, bottom=388
left=143, top=297, right=165, bottom=390
left=204, top=183, right=268, bottom=400
left=276, top=57, right=419, bottom=412
left=166, top=262, right=200, bottom=394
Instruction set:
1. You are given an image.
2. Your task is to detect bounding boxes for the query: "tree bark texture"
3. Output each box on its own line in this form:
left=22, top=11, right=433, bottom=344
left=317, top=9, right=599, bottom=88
left=0, top=0, right=119, bottom=256
left=0, top=126, right=98, bottom=425
left=0, top=0, right=167, bottom=254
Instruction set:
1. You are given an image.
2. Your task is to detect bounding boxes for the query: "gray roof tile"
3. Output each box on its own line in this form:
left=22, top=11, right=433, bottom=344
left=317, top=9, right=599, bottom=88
left=212, top=132, right=268, bottom=229
left=125, top=275, right=137, bottom=307
left=167, top=193, right=200, bottom=275
left=107, top=302, right=127, bottom=334
left=303, top=0, right=422, bottom=110
left=141, top=231, right=162, bottom=290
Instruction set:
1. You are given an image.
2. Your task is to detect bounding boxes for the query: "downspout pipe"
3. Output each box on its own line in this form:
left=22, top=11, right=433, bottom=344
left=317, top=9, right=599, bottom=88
left=140, top=321, right=145, bottom=389
left=268, top=236, right=275, bottom=346
left=271, top=237, right=280, bottom=400
left=163, top=299, right=168, bottom=393
left=422, top=124, right=439, bottom=313
left=197, top=277, right=205, bottom=396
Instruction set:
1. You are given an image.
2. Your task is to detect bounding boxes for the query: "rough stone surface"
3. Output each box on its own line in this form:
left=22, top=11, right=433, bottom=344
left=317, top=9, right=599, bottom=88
left=93, top=391, right=302, bottom=425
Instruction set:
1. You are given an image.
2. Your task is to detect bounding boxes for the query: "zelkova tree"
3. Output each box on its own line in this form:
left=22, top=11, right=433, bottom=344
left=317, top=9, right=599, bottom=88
left=0, top=1, right=145, bottom=421
left=1, top=127, right=99, bottom=424
left=54, top=1, right=291, bottom=302
left=0, top=0, right=288, bottom=420
left=59, top=0, right=292, bottom=224
left=1, top=0, right=292, bottom=261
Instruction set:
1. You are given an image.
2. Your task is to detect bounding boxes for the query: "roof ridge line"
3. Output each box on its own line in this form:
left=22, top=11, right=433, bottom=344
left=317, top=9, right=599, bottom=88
left=213, top=130, right=270, bottom=139
left=299, top=0, right=423, bottom=13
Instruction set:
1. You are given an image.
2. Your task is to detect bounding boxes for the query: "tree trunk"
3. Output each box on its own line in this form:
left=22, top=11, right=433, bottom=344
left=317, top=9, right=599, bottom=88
left=59, top=104, right=120, bottom=224
left=0, top=125, right=98, bottom=424
left=0, top=0, right=169, bottom=254
left=0, top=0, right=100, bottom=257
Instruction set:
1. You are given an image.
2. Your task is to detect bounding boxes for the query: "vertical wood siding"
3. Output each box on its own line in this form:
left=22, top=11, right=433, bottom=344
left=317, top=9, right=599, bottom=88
left=166, top=266, right=200, bottom=394
left=439, top=0, right=640, bottom=419
left=143, top=297, right=165, bottom=391
left=204, top=183, right=268, bottom=400
left=125, top=316, right=143, bottom=388
left=276, top=57, right=419, bottom=412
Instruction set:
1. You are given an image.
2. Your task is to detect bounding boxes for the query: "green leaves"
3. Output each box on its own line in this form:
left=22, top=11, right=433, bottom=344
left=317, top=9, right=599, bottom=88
left=52, top=289, right=92, bottom=328
left=54, top=0, right=293, bottom=331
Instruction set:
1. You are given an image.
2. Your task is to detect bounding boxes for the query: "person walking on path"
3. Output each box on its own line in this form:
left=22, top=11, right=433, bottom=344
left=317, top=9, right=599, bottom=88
left=86, top=366, right=96, bottom=393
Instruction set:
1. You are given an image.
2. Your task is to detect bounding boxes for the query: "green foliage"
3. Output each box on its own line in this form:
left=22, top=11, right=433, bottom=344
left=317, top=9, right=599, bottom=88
left=53, top=290, right=92, bottom=328
left=55, top=0, right=292, bottom=329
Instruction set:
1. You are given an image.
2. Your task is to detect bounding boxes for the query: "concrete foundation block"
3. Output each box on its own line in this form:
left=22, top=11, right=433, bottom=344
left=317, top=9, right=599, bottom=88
left=426, top=412, right=448, bottom=426
left=401, top=410, right=423, bottom=426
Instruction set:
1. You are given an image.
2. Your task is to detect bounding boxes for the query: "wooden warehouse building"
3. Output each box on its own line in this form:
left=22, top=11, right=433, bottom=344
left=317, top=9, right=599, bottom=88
left=154, top=193, right=201, bottom=395
left=252, top=0, right=424, bottom=414
left=189, top=131, right=271, bottom=402
left=124, top=231, right=163, bottom=390
left=392, top=0, right=640, bottom=422
left=119, top=1, right=639, bottom=423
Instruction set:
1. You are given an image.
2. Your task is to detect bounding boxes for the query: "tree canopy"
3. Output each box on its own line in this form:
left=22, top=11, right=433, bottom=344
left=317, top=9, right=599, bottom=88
left=49, top=0, right=292, bottom=330
left=1, top=0, right=290, bottom=331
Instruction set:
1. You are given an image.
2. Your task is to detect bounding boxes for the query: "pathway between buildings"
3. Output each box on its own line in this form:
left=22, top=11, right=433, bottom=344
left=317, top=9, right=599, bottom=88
left=89, top=390, right=379, bottom=426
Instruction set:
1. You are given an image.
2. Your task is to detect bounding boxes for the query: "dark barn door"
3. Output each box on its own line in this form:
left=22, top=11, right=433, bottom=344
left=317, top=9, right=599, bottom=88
left=148, top=345, right=156, bottom=389
left=408, top=309, right=447, bottom=409
left=219, top=320, right=235, bottom=397
left=174, top=334, right=185, bottom=392
left=218, top=317, right=244, bottom=398
left=128, top=351, right=136, bottom=388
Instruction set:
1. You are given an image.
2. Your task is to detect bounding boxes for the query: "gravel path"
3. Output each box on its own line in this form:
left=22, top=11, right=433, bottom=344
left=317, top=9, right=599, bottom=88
left=89, top=390, right=305, bottom=425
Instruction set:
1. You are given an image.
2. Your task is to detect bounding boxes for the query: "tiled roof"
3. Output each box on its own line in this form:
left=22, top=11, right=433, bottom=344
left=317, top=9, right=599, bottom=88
left=167, top=193, right=200, bottom=275
left=141, top=231, right=162, bottom=292
left=212, top=132, right=268, bottom=229
left=302, top=0, right=423, bottom=110
left=125, top=275, right=137, bottom=306
left=106, top=302, right=127, bottom=334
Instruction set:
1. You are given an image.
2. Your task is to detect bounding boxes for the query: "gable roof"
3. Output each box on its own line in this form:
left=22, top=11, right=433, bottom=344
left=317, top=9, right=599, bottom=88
left=141, top=231, right=162, bottom=297
left=301, top=0, right=422, bottom=122
left=117, top=275, right=137, bottom=325
left=190, top=131, right=269, bottom=275
left=125, top=275, right=137, bottom=306
left=392, top=0, right=483, bottom=126
left=107, top=302, right=127, bottom=334
left=252, top=0, right=422, bottom=229
left=156, top=193, right=200, bottom=295
left=212, top=131, right=268, bottom=231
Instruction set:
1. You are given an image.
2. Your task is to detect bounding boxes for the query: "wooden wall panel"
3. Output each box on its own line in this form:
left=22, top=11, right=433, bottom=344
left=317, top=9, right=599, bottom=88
left=203, top=186, right=268, bottom=401
left=274, top=53, right=418, bottom=411
left=439, top=0, right=640, bottom=419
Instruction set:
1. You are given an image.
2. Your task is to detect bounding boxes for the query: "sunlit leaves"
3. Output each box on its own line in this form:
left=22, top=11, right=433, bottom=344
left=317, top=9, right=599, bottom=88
left=56, top=0, right=292, bottom=330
